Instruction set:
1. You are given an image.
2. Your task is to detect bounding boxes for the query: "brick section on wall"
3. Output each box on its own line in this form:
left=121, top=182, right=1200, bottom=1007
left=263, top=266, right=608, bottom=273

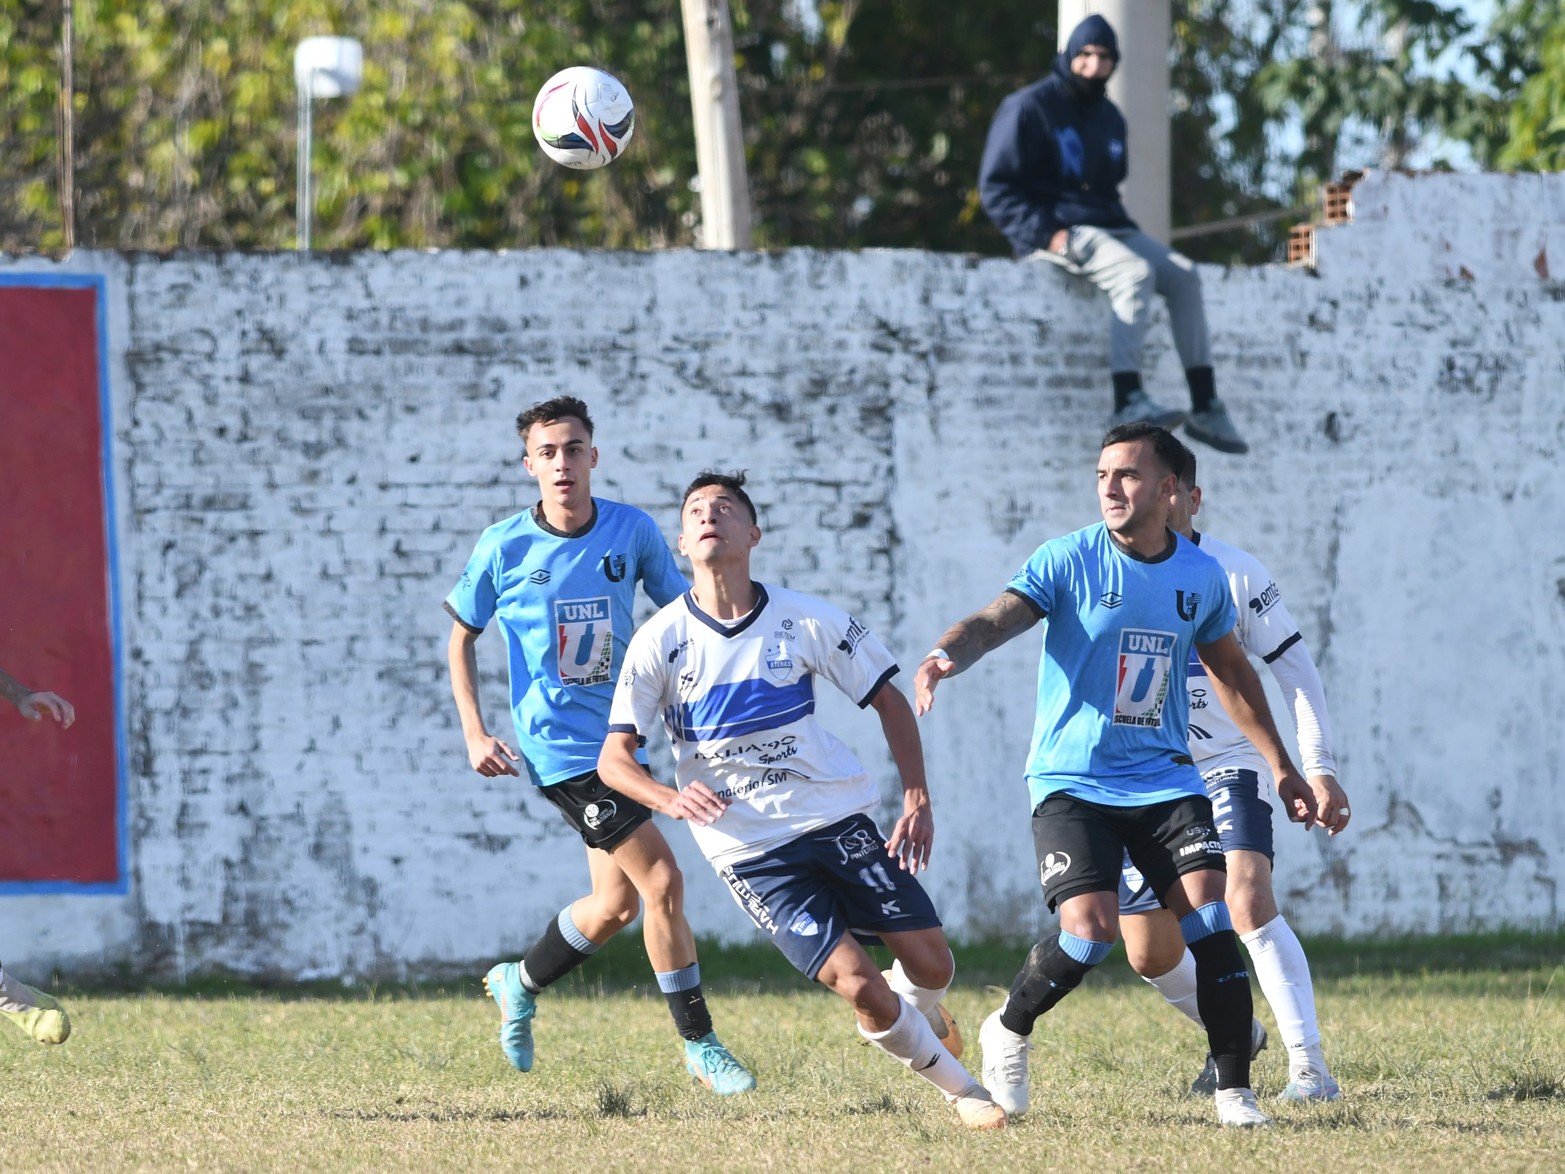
left=2, top=171, right=1561, bottom=979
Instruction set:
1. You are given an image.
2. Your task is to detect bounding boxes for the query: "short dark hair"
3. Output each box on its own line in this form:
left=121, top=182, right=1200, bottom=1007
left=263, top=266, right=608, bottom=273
left=681, top=469, right=758, bottom=524
left=516, top=395, right=594, bottom=442
left=1101, top=422, right=1194, bottom=482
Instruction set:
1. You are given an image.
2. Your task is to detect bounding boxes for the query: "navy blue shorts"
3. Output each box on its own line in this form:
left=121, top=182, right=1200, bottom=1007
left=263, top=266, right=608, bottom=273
left=716, top=813, right=942, bottom=979
left=1118, top=766, right=1274, bottom=914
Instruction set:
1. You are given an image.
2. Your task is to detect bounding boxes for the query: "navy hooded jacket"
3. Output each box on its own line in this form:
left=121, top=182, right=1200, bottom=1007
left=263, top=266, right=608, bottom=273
left=978, top=17, right=1136, bottom=255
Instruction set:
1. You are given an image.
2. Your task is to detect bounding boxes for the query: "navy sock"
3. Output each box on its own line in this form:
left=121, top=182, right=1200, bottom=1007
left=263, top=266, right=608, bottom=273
left=1112, top=371, right=1143, bottom=412
left=999, top=930, right=1113, bottom=1036
left=656, top=963, right=714, bottom=1042
left=519, top=907, right=599, bottom=993
left=1186, top=366, right=1216, bottom=413
left=1182, top=903, right=1253, bottom=1090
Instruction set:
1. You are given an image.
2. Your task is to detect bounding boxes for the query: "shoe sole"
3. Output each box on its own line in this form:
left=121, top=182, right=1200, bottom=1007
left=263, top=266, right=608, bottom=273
left=1184, top=424, right=1249, bottom=454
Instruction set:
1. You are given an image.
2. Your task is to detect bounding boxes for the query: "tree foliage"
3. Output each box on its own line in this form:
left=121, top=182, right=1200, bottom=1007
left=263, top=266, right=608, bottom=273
left=0, top=1, right=1558, bottom=259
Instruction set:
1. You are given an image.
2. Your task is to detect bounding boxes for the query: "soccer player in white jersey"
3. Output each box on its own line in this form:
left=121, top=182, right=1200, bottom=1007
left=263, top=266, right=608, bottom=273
left=0, top=665, right=74, bottom=1045
left=1117, top=453, right=1351, bottom=1102
left=916, top=423, right=1346, bottom=1128
left=598, top=471, right=1006, bottom=1131
left=445, top=397, right=752, bottom=1095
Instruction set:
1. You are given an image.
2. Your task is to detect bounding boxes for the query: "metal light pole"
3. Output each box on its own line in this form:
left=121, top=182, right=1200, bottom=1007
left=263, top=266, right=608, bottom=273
left=294, top=37, right=363, bottom=251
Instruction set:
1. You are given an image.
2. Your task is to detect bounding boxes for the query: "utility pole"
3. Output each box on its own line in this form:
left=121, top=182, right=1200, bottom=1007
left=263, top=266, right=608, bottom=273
left=58, top=0, right=75, bottom=250
left=679, top=0, right=752, bottom=249
left=1056, top=0, right=1171, bottom=244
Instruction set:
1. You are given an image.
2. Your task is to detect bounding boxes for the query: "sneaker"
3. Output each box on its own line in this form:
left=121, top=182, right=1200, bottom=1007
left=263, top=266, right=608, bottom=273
left=1191, top=1017, right=1268, bottom=1096
left=880, top=969, right=964, bottom=1060
left=1110, top=389, right=1187, bottom=430
left=482, top=962, right=537, bottom=1073
left=978, top=1009, right=1031, bottom=1116
left=950, top=1082, right=1007, bottom=1130
left=1184, top=398, right=1249, bottom=454
left=1216, top=1086, right=1273, bottom=1127
left=1278, top=1071, right=1341, bottom=1102
left=684, top=1032, right=756, bottom=1095
left=0, top=980, right=70, bottom=1045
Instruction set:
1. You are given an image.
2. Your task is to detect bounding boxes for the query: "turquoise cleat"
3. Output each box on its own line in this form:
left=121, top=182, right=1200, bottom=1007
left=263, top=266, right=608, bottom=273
left=482, top=962, right=537, bottom=1073
left=684, top=1032, right=756, bottom=1095
left=1278, top=1072, right=1341, bottom=1102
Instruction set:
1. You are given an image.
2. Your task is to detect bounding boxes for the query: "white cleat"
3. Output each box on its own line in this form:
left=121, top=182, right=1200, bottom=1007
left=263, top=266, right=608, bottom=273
left=1216, top=1086, right=1274, bottom=1127
left=979, top=1009, right=1031, bottom=1116
left=950, top=1082, right=1007, bottom=1130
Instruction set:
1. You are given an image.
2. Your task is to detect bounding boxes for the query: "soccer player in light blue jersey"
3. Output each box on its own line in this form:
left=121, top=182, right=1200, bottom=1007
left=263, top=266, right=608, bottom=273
left=598, top=472, right=1006, bottom=1131
left=916, top=423, right=1330, bottom=1128
left=444, top=397, right=752, bottom=1095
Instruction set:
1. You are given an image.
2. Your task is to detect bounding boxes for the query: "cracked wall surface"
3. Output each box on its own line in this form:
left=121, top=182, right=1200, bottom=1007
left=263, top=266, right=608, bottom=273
left=3, top=172, right=1562, bottom=979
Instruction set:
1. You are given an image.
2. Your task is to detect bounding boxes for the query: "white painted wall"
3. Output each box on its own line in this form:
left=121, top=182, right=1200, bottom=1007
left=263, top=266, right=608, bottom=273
left=3, top=171, right=1561, bottom=980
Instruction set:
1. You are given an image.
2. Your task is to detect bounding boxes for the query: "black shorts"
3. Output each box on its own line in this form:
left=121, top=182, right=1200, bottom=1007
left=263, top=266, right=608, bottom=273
left=539, top=769, right=654, bottom=852
left=1031, top=792, right=1224, bottom=912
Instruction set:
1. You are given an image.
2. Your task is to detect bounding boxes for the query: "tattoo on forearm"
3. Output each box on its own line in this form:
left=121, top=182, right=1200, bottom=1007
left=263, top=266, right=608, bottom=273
left=938, top=593, right=1038, bottom=670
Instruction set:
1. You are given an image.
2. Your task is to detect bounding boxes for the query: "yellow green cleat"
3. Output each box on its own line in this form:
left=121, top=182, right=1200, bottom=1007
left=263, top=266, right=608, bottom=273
left=0, top=980, right=71, bottom=1045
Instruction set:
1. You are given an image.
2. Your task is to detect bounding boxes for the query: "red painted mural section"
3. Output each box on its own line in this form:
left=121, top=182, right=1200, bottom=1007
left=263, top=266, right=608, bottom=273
left=0, top=286, right=119, bottom=883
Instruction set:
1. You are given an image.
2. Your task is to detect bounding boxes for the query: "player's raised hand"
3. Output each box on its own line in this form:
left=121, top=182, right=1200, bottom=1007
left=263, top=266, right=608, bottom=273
left=886, top=798, right=934, bottom=873
left=913, top=655, right=954, bottom=716
left=18, top=691, right=74, bottom=727
left=466, top=732, right=521, bottom=777
left=663, top=779, right=728, bottom=827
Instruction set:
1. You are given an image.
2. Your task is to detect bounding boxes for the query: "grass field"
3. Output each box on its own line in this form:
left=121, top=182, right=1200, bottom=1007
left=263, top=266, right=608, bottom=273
left=2, top=933, right=1560, bottom=1172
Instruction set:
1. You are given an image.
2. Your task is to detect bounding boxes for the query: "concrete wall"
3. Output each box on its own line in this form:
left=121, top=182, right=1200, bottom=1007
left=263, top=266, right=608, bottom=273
left=4, top=171, right=1562, bottom=980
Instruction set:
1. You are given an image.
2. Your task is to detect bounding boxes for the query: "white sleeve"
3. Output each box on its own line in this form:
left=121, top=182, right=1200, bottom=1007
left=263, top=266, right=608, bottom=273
left=1266, top=638, right=1337, bottom=778
left=608, top=623, right=671, bottom=744
left=802, top=602, right=899, bottom=708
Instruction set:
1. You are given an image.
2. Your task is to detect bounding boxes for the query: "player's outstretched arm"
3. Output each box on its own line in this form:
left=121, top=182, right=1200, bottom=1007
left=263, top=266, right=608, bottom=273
left=914, top=590, right=1040, bottom=715
left=597, top=733, right=728, bottom=827
left=446, top=622, right=519, bottom=777
left=0, top=667, right=74, bottom=726
left=869, top=684, right=934, bottom=872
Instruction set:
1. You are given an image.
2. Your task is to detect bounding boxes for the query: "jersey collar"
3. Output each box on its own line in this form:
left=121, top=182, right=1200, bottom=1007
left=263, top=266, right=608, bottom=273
left=682, top=582, right=769, bottom=638
left=532, top=499, right=599, bottom=538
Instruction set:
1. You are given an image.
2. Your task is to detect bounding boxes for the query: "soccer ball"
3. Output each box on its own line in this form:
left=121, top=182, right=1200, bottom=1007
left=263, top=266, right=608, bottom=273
left=531, top=66, right=636, bottom=170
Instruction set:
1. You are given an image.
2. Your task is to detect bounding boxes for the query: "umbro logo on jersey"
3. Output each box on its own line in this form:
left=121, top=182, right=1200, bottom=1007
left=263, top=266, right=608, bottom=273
left=1099, top=592, right=1123, bottom=609
left=1175, top=590, right=1200, bottom=621
left=529, top=569, right=551, bottom=585
left=601, top=553, right=627, bottom=582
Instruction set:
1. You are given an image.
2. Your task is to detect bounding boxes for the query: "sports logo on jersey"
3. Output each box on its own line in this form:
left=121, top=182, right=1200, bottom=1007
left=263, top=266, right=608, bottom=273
left=837, top=617, right=869, bottom=657
left=789, top=911, right=821, bottom=937
left=529, top=569, right=551, bottom=585
left=601, top=553, right=627, bottom=582
left=1040, top=851, right=1071, bottom=887
left=835, top=827, right=879, bottom=864
left=582, top=800, right=618, bottom=830
left=1099, top=591, right=1123, bottom=609
left=1249, top=582, right=1280, bottom=616
left=764, top=636, right=795, bottom=681
left=555, top=597, right=614, bottom=686
left=1115, top=629, right=1176, bottom=727
left=1175, top=590, right=1200, bottom=622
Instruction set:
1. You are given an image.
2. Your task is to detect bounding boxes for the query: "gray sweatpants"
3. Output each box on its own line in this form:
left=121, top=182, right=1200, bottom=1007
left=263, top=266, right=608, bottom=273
left=1031, top=226, right=1212, bottom=377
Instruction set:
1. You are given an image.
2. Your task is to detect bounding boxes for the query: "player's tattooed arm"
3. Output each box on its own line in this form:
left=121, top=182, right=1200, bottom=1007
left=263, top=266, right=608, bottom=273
left=913, top=590, right=1040, bottom=715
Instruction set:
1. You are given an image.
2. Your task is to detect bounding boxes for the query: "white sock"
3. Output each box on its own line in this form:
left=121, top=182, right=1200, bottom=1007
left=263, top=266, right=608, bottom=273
left=1241, top=914, right=1327, bottom=1077
left=1144, top=949, right=1206, bottom=1029
left=884, top=954, right=951, bottom=1018
left=859, top=996, right=976, bottom=1100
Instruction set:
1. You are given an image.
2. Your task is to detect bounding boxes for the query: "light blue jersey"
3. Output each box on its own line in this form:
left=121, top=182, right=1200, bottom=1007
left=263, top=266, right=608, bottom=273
left=1006, top=523, right=1236, bottom=809
left=445, top=498, right=687, bottom=786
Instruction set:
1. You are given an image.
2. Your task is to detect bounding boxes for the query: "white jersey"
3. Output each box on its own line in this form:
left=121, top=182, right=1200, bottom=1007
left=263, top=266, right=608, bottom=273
left=1187, top=533, right=1337, bottom=779
left=609, top=583, right=900, bottom=870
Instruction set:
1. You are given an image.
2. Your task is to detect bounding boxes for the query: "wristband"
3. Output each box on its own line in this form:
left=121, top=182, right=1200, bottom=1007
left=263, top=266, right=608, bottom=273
left=925, top=648, right=950, bottom=663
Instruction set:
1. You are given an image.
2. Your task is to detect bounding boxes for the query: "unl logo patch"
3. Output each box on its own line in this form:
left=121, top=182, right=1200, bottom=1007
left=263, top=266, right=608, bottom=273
left=1114, top=629, right=1176, bottom=727
left=555, top=597, right=614, bottom=686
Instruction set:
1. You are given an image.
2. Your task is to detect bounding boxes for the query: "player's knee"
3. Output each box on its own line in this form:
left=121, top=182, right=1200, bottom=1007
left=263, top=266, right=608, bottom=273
left=639, top=857, right=686, bottom=914
left=900, top=943, right=954, bottom=991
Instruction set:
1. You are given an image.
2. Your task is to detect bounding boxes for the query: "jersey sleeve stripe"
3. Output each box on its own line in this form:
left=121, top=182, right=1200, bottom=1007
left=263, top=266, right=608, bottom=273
left=1005, top=585, right=1046, bottom=618
left=856, top=664, right=899, bottom=709
left=1259, top=631, right=1302, bottom=664
left=443, top=600, right=484, bottom=633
